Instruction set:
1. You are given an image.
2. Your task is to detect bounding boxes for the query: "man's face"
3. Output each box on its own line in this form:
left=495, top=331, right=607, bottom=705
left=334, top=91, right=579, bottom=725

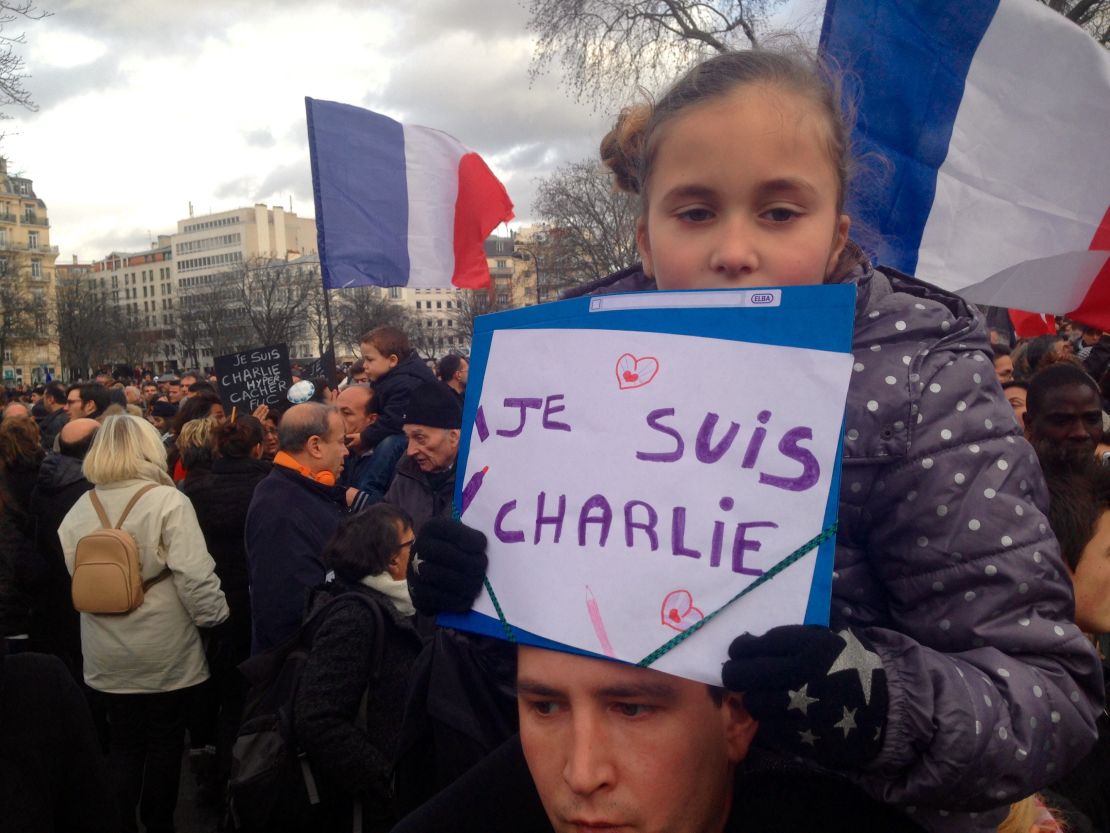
left=403, top=423, right=459, bottom=472
left=1082, top=329, right=1102, bottom=346
left=1071, top=510, right=1110, bottom=635
left=518, top=647, right=755, bottom=833
left=1025, top=383, right=1103, bottom=461
left=142, top=383, right=159, bottom=402
left=455, top=358, right=469, bottom=388
left=336, top=386, right=375, bottom=436
left=312, top=412, right=349, bottom=476
left=993, top=354, right=1014, bottom=385
left=180, top=375, right=198, bottom=397
left=1003, top=384, right=1027, bottom=427
left=65, top=391, right=93, bottom=420
left=95, top=373, right=111, bottom=386
left=166, top=382, right=183, bottom=403
left=350, top=363, right=369, bottom=384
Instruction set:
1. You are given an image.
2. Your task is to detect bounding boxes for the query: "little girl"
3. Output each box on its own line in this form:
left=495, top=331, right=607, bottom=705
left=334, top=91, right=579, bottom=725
left=573, top=50, right=1103, bottom=832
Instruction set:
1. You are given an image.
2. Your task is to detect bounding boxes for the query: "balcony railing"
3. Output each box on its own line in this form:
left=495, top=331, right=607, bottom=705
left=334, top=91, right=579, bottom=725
left=0, top=241, right=59, bottom=254
left=22, top=214, right=49, bottom=227
left=0, top=213, right=16, bottom=224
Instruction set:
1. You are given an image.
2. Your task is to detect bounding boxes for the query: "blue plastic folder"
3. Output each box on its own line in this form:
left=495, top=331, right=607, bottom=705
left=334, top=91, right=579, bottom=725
left=439, top=284, right=856, bottom=660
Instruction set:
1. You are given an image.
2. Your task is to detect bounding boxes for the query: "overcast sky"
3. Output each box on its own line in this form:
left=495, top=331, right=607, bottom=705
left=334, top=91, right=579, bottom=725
left=6, top=0, right=823, bottom=263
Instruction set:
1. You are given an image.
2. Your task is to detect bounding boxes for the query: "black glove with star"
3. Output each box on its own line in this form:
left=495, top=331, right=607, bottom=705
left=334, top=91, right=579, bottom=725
left=722, top=625, right=888, bottom=770
left=407, top=517, right=489, bottom=615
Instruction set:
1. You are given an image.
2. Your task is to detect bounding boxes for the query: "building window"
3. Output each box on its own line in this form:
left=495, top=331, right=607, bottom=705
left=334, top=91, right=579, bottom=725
left=389, top=287, right=401, bottom=299
left=27, top=231, right=37, bottom=249
left=436, top=301, right=442, bottom=309
left=30, top=259, right=41, bottom=278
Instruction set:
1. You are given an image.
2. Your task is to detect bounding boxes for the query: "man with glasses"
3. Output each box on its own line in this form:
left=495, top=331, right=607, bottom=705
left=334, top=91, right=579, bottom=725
left=64, top=383, right=109, bottom=422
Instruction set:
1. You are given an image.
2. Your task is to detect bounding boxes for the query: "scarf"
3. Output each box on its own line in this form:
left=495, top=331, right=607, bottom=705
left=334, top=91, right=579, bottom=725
left=360, top=572, right=415, bottom=617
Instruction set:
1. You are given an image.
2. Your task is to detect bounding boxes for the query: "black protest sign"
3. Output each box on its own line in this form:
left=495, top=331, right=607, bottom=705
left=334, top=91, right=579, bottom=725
left=214, top=344, right=293, bottom=414
left=300, top=348, right=337, bottom=387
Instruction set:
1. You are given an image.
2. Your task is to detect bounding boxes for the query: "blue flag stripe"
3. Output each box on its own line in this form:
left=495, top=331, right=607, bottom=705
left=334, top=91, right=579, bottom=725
left=820, top=0, right=1000, bottom=275
left=306, top=97, right=411, bottom=290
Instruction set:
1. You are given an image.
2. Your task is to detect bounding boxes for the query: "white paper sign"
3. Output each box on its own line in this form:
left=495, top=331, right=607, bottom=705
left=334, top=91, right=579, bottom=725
left=462, top=327, right=853, bottom=684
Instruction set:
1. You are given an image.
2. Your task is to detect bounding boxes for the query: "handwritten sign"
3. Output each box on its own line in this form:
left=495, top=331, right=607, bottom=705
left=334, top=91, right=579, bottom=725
left=299, top=348, right=337, bottom=387
left=214, top=344, right=293, bottom=413
left=444, top=288, right=855, bottom=685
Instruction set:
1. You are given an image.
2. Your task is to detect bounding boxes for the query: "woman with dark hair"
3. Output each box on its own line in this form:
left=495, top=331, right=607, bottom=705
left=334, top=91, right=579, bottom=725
left=168, top=391, right=226, bottom=481
left=294, top=503, right=425, bottom=832
left=0, top=416, right=45, bottom=652
left=180, top=415, right=270, bottom=799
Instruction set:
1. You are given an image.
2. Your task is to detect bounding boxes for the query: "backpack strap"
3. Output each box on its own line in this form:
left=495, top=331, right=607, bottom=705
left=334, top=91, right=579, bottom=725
left=88, top=491, right=113, bottom=530
left=114, top=483, right=159, bottom=528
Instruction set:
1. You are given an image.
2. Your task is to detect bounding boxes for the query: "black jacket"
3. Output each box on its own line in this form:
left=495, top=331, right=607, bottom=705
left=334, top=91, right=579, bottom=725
left=383, top=456, right=456, bottom=534
left=23, top=454, right=91, bottom=663
left=0, top=645, right=117, bottom=833
left=38, top=409, right=67, bottom=451
left=294, top=581, right=424, bottom=832
left=244, top=465, right=349, bottom=654
left=359, top=351, right=436, bottom=450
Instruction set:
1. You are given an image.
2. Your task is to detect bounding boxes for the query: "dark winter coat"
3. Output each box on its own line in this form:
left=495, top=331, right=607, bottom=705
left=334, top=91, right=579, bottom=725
left=563, top=256, right=1104, bottom=832
left=183, top=456, right=270, bottom=662
left=0, top=644, right=118, bottom=833
left=359, top=351, right=437, bottom=450
left=294, top=581, right=424, bottom=832
left=384, top=455, right=456, bottom=533
left=38, top=409, right=67, bottom=451
left=23, top=453, right=91, bottom=665
left=244, top=464, right=349, bottom=654
left=0, top=510, right=34, bottom=638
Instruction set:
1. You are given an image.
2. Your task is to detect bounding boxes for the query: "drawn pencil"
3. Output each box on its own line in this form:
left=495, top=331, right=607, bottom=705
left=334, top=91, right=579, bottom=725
left=586, top=585, right=615, bottom=657
left=460, top=465, right=489, bottom=515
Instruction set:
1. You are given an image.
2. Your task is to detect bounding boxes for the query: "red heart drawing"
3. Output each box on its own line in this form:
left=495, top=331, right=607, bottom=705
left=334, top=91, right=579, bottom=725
left=660, top=589, right=704, bottom=632
left=616, top=353, right=659, bottom=390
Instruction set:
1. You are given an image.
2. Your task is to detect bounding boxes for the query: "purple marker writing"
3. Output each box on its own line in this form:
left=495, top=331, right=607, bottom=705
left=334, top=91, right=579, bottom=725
left=460, top=465, right=489, bottom=516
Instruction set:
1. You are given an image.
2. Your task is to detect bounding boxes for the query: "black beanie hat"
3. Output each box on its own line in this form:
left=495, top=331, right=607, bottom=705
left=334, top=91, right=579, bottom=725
left=150, top=400, right=178, bottom=418
left=403, top=382, right=462, bottom=429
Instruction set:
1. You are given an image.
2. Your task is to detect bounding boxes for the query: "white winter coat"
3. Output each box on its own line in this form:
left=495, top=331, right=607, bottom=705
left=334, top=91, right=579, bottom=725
left=59, top=479, right=229, bottom=693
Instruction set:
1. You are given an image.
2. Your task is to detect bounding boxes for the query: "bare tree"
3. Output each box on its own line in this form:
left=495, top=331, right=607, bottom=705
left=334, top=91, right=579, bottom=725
left=1040, top=0, right=1110, bottom=44
left=233, top=257, right=317, bottom=348
left=175, top=290, right=207, bottom=369
left=527, top=0, right=783, bottom=106
left=0, top=257, right=38, bottom=376
left=0, top=1, right=49, bottom=116
left=533, top=159, right=641, bottom=287
left=453, top=287, right=506, bottom=349
left=332, top=286, right=414, bottom=356
left=110, top=307, right=161, bottom=373
left=55, top=272, right=112, bottom=380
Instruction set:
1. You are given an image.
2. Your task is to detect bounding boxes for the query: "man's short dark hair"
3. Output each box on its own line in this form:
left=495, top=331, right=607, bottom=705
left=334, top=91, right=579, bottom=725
left=1044, top=461, right=1110, bottom=571
left=992, top=343, right=1011, bottom=359
left=278, top=402, right=333, bottom=453
left=188, top=380, right=217, bottom=397
left=1026, top=363, right=1099, bottom=418
left=436, top=353, right=466, bottom=383
left=43, top=382, right=66, bottom=406
left=323, top=503, right=414, bottom=582
left=67, top=383, right=110, bottom=417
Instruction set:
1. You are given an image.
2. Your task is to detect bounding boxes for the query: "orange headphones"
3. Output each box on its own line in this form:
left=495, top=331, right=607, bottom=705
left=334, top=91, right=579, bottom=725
left=273, top=451, right=337, bottom=487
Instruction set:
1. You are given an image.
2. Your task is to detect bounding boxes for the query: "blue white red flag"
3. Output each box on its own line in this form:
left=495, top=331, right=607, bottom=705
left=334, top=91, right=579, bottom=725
left=820, top=0, right=1110, bottom=333
left=305, top=98, right=515, bottom=290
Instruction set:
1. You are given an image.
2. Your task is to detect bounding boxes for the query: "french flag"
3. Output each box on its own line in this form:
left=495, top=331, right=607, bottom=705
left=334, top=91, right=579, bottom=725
left=305, top=97, right=515, bottom=290
left=820, top=0, right=1110, bottom=335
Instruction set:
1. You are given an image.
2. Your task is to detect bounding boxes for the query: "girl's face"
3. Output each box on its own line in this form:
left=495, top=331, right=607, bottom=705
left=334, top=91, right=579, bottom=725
left=637, top=84, right=850, bottom=291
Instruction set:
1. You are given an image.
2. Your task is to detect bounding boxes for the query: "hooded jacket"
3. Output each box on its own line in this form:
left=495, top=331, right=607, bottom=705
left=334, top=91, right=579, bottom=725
left=564, top=258, right=1104, bottom=831
left=359, top=351, right=437, bottom=450
left=384, top=455, right=456, bottom=534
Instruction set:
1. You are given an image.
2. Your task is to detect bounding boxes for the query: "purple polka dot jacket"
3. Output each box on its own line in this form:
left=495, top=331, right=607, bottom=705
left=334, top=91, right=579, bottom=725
left=565, top=255, right=1104, bottom=832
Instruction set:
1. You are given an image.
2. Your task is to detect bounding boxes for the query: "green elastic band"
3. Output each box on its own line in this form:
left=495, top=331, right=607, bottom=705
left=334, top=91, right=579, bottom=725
left=478, top=522, right=838, bottom=660
left=636, top=523, right=838, bottom=667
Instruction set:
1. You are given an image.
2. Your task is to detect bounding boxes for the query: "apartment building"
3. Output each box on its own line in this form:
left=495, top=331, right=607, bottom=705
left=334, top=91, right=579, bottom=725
left=0, top=157, right=60, bottom=384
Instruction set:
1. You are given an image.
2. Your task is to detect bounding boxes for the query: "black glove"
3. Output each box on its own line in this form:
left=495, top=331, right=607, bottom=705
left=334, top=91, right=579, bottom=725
left=723, top=625, right=888, bottom=769
left=407, top=518, right=489, bottom=615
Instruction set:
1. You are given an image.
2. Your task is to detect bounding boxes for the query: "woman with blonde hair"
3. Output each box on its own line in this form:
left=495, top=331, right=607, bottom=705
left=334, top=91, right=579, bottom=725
left=59, top=414, right=228, bottom=833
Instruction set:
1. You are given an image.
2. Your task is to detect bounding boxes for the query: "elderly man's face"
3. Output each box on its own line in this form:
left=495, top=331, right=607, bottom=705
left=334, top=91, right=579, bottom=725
left=517, top=647, right=755, bottom=833
left=403, top=423, right=459, bottom=472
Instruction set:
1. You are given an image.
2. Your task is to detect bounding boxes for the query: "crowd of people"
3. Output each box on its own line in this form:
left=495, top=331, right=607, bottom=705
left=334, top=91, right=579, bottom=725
left=0, top=47, right=1107, bottom=833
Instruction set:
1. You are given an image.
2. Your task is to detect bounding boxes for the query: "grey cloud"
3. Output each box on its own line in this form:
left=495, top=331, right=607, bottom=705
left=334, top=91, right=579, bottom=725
left=22, top=52, right=121, bottom=113
left=252, top=161, right=312, bottom=207
left=245, top=128, right=276, bottom=148
left=393, top=0, right=531, bottom=41
left=215, top=176, right=256, bottom=200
